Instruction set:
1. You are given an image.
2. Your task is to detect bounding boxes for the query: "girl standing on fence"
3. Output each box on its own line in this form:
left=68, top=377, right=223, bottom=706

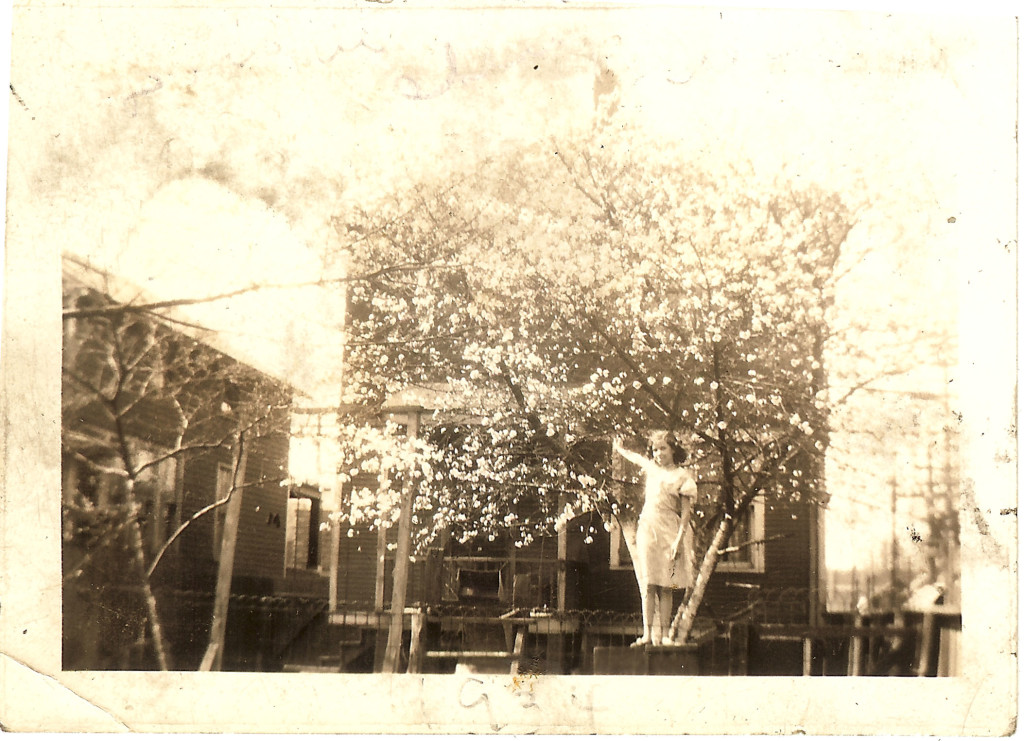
left=613, top=431, right=697, bottom=647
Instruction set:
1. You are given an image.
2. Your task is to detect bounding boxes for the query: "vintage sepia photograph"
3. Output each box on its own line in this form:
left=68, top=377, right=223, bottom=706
left=1, top=0, right=1017, bottom=733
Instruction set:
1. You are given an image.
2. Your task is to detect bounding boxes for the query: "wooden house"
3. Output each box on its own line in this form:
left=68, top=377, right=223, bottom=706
left=325, top=396, right=825, bottom=675
left=61, top=255, right=329, bottom=670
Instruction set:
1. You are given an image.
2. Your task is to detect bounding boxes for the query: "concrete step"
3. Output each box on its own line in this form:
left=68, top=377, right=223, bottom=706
left=593, top=644, right=702, bottom=675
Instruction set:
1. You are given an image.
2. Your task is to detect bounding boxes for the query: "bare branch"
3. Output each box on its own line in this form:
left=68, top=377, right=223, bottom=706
left=718, top=532, right=792, bottom=555
left=63, top=447, right=129, bottom=478
left=146, top=489, right=227, bottom=581
left=145, top=435, right=267, bottom=580
left=132, top=407, right=288, bottom=479
left=63, top=262, right=459, bottom=321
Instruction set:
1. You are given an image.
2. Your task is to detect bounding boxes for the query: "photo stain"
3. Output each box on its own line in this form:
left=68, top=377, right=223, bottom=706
left=9, top=83, right=28, bottom=111
left=508, top=671, right=538, bottom=694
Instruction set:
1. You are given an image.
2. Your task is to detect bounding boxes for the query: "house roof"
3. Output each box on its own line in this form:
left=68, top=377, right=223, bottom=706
left=60, top=177, right=347, bottom=403
left=63, top=252, right=297, bottom=394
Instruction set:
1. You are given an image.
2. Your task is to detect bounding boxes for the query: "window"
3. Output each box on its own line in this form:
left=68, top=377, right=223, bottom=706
left=716, top=497, right=766, bottom=573
left=457, top=568, right=502, bottom=601
left=441, top=561, right=459, bottom=602
left=606, top=475, right=766, bottom=574
left=441, top=561, right=506, bottom=603
left=134, top=451, right=178, bottom=556
left=285, top=492, right=322, bottom=570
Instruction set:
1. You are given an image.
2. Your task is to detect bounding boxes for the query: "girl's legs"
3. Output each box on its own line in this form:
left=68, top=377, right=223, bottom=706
left=634, top=584, right=657, bottom=646
left=650, top=588, right=665, bottom=644
left=657, top=587, right=674, bottom=644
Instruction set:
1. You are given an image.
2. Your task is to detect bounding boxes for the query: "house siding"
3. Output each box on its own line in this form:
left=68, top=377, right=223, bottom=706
left=329, top=486, right=817, bottom=625
left=574, top=494, right=815, bottom=623
left=336, top=526, right=379, bottom=605
left=701, top=496, right=814, bottom=623
left=233, top=428, right=290, bottom=583
left=334, top=471, right=386, bottom=605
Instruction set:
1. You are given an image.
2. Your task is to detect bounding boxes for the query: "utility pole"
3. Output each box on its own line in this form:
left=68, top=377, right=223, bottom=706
left=327, top=273, right=351, bottom=616
left=889, top=473, right=899, bottom=608
left=200, top=432, right=249, bottom=671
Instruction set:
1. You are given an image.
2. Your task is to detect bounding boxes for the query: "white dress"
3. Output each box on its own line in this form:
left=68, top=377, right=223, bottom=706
left=618, top=448, right=697, bottom=590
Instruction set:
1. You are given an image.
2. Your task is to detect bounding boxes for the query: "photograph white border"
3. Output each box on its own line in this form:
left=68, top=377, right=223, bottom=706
left=1, top=1, right=1016, bottom=734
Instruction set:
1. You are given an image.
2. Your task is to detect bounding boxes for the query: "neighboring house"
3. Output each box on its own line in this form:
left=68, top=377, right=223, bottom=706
left=326, top=394, right=824, bottom=674
left=61, top=255, right=328, bottom=670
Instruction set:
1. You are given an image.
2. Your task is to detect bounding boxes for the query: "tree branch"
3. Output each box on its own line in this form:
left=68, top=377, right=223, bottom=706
left=718, top=532, right=792, bottom=555
left=63, top=263, right=458, bottom=321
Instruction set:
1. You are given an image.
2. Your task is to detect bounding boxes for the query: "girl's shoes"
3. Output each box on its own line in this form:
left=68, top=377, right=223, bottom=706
left=630, top=636, right=679, bottom=647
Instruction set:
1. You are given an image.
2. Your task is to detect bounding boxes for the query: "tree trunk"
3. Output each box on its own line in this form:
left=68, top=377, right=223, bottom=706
left=665, top=335, right=740, bottom=644
left=382, top=478, right=414, bottom=673
left=382, top=412, right=420, bottom=673
left=669, top=510, right=737, bottom=644
left=127, top=504, right=171, bottom=670
left=200, top=434, right=249, bottom=671
left=112, top=389, right=172, bottom=669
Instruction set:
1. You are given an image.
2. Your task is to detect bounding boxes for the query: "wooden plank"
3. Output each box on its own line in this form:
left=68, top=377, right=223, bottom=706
left=282, top=664, right=341, bottom=673
left=408, top=611, right=426, bottom=674
left=510, top=628, right=525, bottom=675
left=441, top=556, right=565, bottom=564
left=438, top=614, right=532, bottom=626
left=329, top=610, right=384, bottom=627
left=426, top=650, right=514, bottom=659
left=582, top=624, right=643, bottom=637
left=758, top=624, right=915, bottom=639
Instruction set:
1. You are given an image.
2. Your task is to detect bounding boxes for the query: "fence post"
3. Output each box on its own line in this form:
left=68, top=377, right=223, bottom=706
left=407, top=609, right=425, bottom=674
left=848, top=614, right=864, bottom=676
left=728, top=622, right=750, bottom=676
left=915, top=611, right=937, bottom=677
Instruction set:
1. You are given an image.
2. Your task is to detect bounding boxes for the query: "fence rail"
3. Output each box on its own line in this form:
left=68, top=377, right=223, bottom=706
left=73, top=585, right=958, bottom=676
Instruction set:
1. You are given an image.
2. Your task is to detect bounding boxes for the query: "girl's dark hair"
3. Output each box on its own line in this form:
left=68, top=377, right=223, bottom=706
left=647, top=431, right=689, bottom=465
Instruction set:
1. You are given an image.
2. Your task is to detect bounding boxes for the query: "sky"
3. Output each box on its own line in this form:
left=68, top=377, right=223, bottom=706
left=9, top=4, right=1016, bottom=570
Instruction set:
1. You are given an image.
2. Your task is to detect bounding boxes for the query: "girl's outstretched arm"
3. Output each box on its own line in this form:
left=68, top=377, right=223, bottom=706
left=613, top=439, right=650, bottom=469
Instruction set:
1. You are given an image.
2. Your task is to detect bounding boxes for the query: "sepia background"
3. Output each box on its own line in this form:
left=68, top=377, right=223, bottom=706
left=1, top=0, right=1017, bottom=733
